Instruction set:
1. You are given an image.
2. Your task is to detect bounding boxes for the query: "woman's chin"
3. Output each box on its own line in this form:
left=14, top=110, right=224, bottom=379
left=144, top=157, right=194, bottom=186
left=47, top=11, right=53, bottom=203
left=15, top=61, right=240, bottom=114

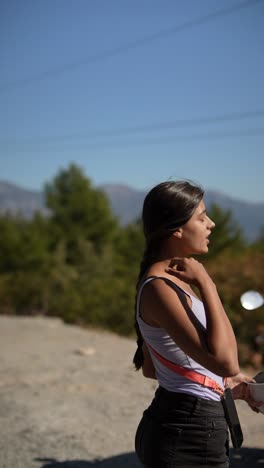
left=198, top=245, right=209, bottom=255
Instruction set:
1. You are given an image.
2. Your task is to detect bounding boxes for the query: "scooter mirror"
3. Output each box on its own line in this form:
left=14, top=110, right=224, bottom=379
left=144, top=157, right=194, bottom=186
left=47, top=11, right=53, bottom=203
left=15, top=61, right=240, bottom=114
left=240, top=290, right=264, bottom=310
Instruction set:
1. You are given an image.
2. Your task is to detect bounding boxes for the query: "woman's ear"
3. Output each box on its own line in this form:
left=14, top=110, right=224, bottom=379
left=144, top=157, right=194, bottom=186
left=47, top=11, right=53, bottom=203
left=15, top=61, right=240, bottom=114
left=173, top=228, right=182, bottom=239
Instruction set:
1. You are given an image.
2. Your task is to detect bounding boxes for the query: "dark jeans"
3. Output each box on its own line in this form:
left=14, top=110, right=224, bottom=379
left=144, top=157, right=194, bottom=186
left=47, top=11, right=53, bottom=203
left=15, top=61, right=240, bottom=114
left=135, top=386, right=229, bottom=468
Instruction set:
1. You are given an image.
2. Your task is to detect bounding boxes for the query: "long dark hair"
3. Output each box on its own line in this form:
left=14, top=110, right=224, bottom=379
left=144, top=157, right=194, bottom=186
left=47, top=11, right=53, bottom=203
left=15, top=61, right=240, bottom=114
left=133, top=180, right=204, bottom=370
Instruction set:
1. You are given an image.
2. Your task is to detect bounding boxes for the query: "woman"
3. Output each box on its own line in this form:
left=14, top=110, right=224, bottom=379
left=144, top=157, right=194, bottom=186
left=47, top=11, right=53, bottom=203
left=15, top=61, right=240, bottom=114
left=133, top=180, right=260, bottom=468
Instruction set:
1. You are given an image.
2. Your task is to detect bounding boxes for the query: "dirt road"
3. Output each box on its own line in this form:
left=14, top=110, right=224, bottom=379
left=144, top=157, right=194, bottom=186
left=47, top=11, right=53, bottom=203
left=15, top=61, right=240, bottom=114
left=0, top=315, right=263, bottom=468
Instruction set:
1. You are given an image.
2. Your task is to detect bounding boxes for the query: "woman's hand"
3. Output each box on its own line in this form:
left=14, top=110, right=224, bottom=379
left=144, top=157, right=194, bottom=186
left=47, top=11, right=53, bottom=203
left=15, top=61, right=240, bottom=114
left=229, top=372, right=264, bottom=413
left=166, top=257, right=211, bottom=288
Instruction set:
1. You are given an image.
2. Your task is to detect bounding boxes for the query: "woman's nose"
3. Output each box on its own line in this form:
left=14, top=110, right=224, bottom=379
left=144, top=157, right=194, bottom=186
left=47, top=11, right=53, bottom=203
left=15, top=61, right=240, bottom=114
left=208, top=217, right=215, bottom=229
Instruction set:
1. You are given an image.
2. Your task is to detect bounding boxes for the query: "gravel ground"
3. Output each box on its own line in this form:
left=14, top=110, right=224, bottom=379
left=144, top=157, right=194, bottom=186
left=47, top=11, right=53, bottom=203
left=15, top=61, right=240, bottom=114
left=0, top=315, right=263, bottom=468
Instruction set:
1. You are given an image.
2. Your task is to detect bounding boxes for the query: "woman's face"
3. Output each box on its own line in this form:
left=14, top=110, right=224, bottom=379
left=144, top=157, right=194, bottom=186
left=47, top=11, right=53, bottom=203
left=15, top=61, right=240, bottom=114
left=176, top=199, right=215, bottom=256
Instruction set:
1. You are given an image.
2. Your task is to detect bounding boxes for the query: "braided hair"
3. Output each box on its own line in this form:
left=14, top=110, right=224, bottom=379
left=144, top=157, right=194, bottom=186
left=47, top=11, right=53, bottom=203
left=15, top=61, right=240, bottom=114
left=133, top=180, right=204, bottom=370
left=133, top=239, right=160, bottom=370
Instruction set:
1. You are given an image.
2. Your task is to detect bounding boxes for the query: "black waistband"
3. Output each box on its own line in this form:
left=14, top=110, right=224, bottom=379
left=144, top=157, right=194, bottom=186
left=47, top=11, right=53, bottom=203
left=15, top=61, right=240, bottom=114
left=155, top=386, right=225, bottom=416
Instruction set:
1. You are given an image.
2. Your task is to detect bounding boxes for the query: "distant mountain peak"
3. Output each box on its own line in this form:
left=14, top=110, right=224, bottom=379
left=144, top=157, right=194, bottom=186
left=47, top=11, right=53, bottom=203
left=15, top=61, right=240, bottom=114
left=0, top=180, right=263, bottom=241
left=0, top=180, right=48, bottom=218
left=100, top=183, right=146, bottom=196
left=205, top=188, right=263, bottom=207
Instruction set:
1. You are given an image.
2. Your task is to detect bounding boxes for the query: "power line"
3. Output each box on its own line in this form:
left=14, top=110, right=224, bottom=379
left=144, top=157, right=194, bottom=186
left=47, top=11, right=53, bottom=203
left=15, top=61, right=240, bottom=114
left=0, top=0, right=262, bottom=93
left=4, top=128, right=264, bottom=154
left=2, top=109, right=264, bottom=145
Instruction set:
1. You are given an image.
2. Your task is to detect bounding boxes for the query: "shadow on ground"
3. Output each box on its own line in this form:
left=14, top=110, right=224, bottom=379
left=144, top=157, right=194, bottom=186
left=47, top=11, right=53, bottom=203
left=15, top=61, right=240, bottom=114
left=37, top=447, right=264, bottom=468
left=229, top=447, right=264, bottom=466
left=36, top=453, right=141, bottom=468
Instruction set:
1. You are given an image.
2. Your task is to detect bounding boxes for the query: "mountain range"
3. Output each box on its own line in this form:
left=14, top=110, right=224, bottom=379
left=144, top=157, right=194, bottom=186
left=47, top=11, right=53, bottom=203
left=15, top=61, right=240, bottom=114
left=0, top=180, right=263, bottom=242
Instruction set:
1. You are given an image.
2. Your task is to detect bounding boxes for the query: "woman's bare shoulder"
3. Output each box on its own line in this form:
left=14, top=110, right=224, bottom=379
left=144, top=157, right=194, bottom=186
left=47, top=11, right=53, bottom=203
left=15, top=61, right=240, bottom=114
left=139, top=276, right=177, bottom=326
left=140, top=275, right=188, bottom=320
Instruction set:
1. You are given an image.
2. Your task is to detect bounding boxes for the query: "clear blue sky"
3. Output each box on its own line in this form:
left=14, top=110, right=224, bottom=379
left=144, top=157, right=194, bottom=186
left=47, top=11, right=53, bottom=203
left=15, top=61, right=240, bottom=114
left=1, top=0, right=264, bottom=202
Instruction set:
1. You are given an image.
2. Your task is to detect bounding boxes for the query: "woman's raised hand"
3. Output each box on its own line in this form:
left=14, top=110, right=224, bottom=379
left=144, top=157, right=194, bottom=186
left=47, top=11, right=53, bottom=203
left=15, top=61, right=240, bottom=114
left=165, top=257, right=210, bottom=287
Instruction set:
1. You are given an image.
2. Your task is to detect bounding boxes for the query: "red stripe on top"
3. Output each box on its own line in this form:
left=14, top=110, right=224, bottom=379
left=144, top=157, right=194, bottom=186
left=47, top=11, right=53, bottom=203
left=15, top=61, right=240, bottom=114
left=147, top=342, right=224, bottom=396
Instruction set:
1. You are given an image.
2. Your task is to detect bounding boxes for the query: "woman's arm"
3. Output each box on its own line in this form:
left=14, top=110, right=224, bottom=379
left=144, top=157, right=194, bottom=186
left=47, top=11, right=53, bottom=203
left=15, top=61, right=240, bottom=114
left=141, top=258, right=239, bottom=377
left=196, top=273, right=239, bottom=375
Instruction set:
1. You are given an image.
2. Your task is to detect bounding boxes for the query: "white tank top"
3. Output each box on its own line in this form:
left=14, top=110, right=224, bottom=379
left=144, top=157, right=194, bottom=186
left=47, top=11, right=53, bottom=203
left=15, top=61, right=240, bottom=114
left=136, top=276, right=224, bottom=401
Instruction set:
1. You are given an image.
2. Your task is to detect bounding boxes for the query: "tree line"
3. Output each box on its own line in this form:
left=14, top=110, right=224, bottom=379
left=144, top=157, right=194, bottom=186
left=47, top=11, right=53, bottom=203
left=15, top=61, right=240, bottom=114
left=0, top=164, right=263, bottom=367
